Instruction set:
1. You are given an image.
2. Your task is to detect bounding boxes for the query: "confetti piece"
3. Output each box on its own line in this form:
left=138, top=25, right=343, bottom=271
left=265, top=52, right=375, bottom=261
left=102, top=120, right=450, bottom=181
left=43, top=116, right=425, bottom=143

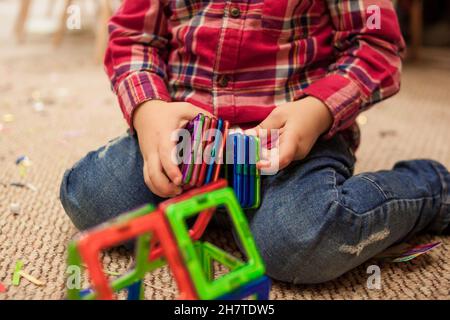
left=356, top=115, right=367, bottom=125
left=10, top=203, right=21, bottom=215
left=379, top=130, right=397, bottom=138
left=81, top=264, right=121, bottom=277
left=12, top=260, right=45, bottom=286
left=0, top=282, right=6, bottom=293
left=55, top=87, right=70, bottom=98
left=3, top=113, right=14, bottom=123
left=18, top=271, right=45, bottom=286
left=31, top=90, right=42, bottom=101
left=10, top=182, right=37, bottom=191
left=392, top=254, right=421, bottom=263
left=33, top=101, right=45, bottom=112
left=391, top=242, right=442, bottom=263
left=376, top=242, right=441, bottom=263
left=10, top=182, right=26, bottom=189
left=15, top=155, right=32, bottom=166
left=104, top=270, right=121, bottom=277
left=63, top=130, right=84, bottom=138
left=12, top=260, right=24, bottom=285
left=15, top=156, right=32, bottom=178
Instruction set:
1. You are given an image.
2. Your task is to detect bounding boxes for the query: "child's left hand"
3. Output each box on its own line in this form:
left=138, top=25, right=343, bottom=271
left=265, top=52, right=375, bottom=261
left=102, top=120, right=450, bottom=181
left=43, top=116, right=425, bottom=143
left=247, top=97, right=333, bottom=171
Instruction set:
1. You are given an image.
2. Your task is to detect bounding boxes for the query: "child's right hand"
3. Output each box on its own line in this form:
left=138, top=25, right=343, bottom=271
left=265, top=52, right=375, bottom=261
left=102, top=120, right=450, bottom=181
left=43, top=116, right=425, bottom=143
left=133, top=100, right=212, bottom=198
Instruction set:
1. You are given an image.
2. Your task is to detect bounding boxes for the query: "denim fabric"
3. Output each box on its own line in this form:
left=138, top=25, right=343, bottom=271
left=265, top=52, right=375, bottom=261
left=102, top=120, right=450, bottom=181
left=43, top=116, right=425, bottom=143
left=60, top=132, right=450, bottom=284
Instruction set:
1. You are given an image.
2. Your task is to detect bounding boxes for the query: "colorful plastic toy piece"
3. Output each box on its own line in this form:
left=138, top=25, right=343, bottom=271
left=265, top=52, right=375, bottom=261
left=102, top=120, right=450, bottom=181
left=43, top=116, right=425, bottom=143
left=182, top=114, right=205, bottom=185
left=165, top=186, right=265, bottom=299
left=213, top=119, right=229, bottom=182
left=251, top=136, right=261, bottom=209
left=186, top=116, right=211, bottom=190
left=225, top=133, right=261, bottom=209
left=196, top=241, right=245, bottom=281
left=67, top=177, right=269, bottom=300
left=197, top=118, right=218, bottom=186
left=67, top=205, right=197, bottom=300
left=149, top=180, right=228, bottom=260
left=218, top=276, right=271, bottom=300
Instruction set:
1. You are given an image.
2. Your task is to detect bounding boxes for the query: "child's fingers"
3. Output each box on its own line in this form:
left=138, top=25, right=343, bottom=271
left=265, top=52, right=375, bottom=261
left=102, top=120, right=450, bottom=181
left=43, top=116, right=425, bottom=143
left=245, top=111, right=286, bottom=137
left=158, top=138, right=182, bottom=186
left=256, top=159, right=271, bottom=170
left=143, top=163, right=158, bottom=195
left=182, top=104, right=214, bottom=120
left=146, top=152, right=182, bottom=197
left=277, top=131, right=298, bottom=170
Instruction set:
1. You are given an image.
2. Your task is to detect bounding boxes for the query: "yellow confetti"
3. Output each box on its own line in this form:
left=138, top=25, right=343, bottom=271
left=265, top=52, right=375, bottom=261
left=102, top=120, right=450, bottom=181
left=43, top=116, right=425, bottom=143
left=19, top=165, right=28, bottom=178
left=3, top=114, right=14, bottom=123
left=81, top=264, right=121, bottom=276
left=18, top=271, right=45, bottom=286
left=356, top=115, right=367, bottom=125
left=31, top=90, right=41, bottom=101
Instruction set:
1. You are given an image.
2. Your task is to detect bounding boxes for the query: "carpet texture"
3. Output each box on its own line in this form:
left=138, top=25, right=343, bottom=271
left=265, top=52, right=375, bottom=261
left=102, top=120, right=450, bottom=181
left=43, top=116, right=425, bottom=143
left=0, top=4, right=449, bottom=300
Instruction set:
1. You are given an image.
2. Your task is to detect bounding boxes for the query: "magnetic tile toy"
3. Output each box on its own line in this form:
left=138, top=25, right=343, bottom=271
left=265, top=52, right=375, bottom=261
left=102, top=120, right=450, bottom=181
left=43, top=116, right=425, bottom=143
left=164, top=186, right=265, bottom=299
left=205, top=118, right=223, bottom=184
left=149, top=179, right=228, bottom=260
left=182, top=114, right=205, bottom=185
left=197, top=118, right=217, bottom=187
left=68, top=114, right=269, bottom=301
left=218, top=276, right=271, bottom=300
left=67, top=206, right=197, bottom=300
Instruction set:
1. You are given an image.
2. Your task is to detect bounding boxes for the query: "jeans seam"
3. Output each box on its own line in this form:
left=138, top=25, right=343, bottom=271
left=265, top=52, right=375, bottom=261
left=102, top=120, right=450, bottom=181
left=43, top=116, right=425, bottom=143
left=428, top=161, right=450, bottom=232
left=359, top=174, right=389, bottom=200
left=333, top=195, right=440, bottom=218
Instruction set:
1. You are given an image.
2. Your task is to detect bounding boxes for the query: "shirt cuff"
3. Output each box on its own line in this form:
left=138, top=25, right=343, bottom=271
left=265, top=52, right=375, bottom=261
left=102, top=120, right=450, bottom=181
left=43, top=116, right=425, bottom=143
left=116, top=71, right=172, bottom=128
left=303, top=74, right=362, bottom=139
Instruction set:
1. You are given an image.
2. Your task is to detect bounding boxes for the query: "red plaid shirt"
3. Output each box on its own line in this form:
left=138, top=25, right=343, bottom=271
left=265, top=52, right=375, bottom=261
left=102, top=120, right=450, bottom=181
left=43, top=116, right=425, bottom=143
left=105, top=0, right=405, bottom=149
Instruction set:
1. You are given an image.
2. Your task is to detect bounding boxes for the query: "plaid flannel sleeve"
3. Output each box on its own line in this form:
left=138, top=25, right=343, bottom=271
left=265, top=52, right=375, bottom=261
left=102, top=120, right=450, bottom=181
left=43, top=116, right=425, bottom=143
left=303, top=0, right=406, bottom=138
left=104, top=0, right=172, bottom=127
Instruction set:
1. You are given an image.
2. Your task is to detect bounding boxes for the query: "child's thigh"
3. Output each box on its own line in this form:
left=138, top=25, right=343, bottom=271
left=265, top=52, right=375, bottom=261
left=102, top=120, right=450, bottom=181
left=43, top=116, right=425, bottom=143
left=60, top=133, right=163, bottom=231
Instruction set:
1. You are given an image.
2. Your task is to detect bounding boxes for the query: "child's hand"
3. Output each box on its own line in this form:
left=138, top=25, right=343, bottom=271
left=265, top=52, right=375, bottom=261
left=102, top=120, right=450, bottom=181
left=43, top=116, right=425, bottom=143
left=248, top=97, right=333, bottom=171
left=133, top=100, right=212, bottom=197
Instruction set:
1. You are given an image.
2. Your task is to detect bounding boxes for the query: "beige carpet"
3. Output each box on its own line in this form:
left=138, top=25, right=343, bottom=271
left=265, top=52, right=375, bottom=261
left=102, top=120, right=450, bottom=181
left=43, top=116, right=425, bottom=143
left=1, top=4, right=449, bottom=300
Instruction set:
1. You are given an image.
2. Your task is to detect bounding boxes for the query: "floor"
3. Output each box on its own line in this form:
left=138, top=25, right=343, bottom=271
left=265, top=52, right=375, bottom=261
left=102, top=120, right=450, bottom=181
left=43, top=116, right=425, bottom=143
left=0, top=1, right=449, bottom=299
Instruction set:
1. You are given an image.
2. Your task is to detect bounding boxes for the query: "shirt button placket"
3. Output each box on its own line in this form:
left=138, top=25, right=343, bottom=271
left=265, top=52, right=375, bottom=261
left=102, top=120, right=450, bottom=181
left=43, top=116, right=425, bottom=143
left=230, top=7, right=241, bottom=18
left=218, top=75, right=230, bottom=88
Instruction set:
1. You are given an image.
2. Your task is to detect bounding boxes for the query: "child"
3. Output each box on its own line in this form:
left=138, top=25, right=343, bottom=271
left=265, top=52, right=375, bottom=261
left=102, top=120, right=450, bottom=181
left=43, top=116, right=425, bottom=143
left=60, top=0, right=449, bottom=284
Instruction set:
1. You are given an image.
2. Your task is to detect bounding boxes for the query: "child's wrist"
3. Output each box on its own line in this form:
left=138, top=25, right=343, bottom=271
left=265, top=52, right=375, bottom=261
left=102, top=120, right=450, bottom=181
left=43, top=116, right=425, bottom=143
left=133, top=100, right=168, bottom=132
left=301, top=96, right=333, bottom=135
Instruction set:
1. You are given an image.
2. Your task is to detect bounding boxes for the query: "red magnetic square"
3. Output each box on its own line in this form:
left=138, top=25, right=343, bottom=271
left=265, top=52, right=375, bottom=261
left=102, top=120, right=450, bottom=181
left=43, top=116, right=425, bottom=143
left=149, top=179, right=228, bottom=260
left=77, top=210, right=197, bottom=300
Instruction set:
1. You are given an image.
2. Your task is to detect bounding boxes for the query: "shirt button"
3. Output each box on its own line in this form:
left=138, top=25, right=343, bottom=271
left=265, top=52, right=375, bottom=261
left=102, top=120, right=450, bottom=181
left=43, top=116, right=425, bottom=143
left=218, top=75, right=230, bottom=88
left=229, top=7, right=241, bottom=18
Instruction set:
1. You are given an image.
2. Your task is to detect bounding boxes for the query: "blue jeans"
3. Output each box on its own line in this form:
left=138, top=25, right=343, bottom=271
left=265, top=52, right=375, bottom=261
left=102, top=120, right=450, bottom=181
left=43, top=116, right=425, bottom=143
left=60, top=132, right=450, bottom=284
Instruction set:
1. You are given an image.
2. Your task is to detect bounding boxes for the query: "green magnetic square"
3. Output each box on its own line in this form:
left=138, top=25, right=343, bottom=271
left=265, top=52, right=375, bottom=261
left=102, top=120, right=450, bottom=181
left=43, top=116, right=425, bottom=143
left=165, top=187, right=265, bottom=300
left=198, top=241, right=245, bottom=281
left=67, top=241, right=85, bottom=300
left=251, top=137, right=261, bottom=209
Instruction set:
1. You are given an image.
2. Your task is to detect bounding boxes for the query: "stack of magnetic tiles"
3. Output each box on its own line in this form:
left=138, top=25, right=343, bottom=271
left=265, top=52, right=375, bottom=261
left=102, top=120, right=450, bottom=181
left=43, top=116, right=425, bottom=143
left=180, top=113, right=261, bottom=209
left=67, top=180, right=270, bottom=300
